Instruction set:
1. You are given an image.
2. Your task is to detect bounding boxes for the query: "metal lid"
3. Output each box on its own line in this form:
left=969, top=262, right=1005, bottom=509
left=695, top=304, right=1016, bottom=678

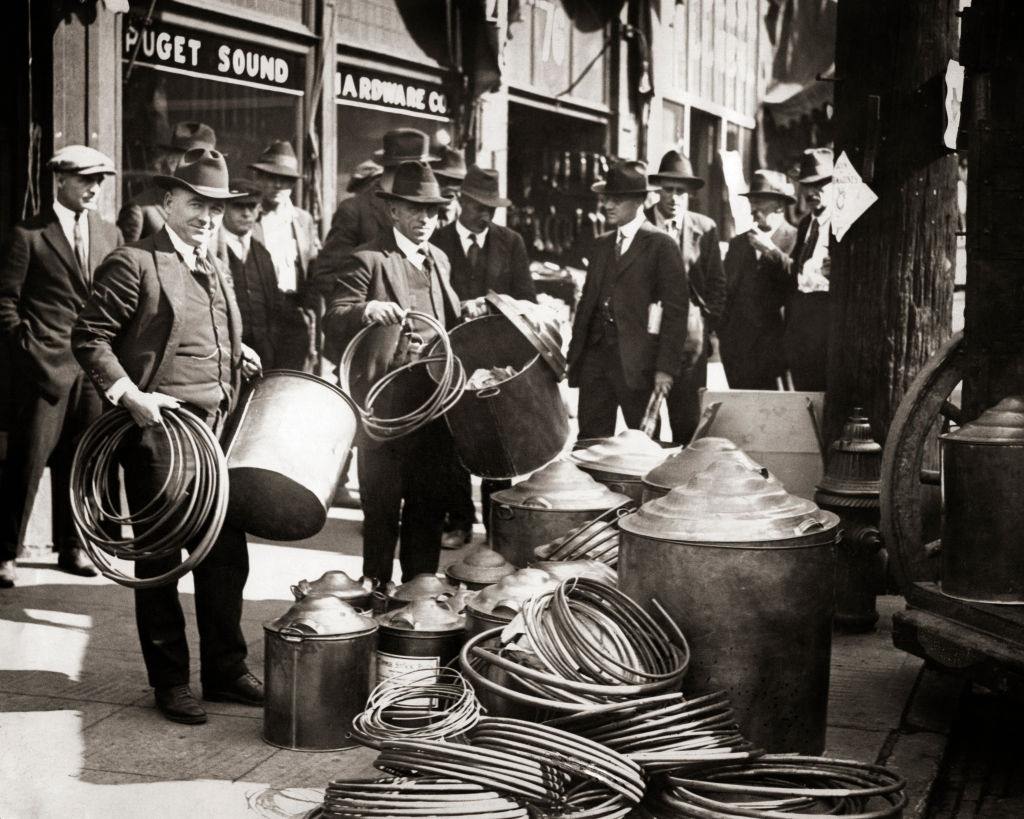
left=377, top=597, right=465, bottom=632
left=531, top=560, right=618, bottom=585
left=941, top=396, right=1024, bottom=445
left=642, top=437, right=764, bottom=492
left=291, top=570, right=374, bottom=602
left=446, top=545, right=518, bottom=586
left=265, top=594, right=378, bottom=636
left=621, top=458, right=840, bottom=544
left=467, top=567, right=560, bottom=616
left=485, top=291, right=567, bottom=379
left=491, top=460, right=631, bottom=511
left=572, top=430, right=679, bottom=477
left=389, top=573, right=460, bottom=602
left=816, top=408, right=882, bottom=501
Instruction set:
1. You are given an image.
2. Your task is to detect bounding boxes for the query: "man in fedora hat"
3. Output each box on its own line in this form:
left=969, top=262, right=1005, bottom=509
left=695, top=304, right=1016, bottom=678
left=430, top=164, right=536, bottom=548
left=719, top=170, right=798, bottom=390
left=118, top=122, right=217, bottom=242
left=249, top=140, right=321, bottom=372
left=217, top=179, right=282, bottom=369
left=433, top=146, right=468, bottom=228
left=645, top=149, right=726, bottom=444
left=73, top=147, right=265, bottom=725
left=568, top=160, right=688, bottom=439
left=784, top=147, right=834, bottom=391
left=0, top=146, right=121, bottom=589
left=344, top=159, right=384, bottom=199
left=324, top=160, right=461, bottom=585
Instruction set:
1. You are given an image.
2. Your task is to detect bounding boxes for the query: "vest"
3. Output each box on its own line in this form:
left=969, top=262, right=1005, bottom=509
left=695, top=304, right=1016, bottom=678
left=227, top=246, right=272, bottom=346
left=401, top=253, right=446, bottom=347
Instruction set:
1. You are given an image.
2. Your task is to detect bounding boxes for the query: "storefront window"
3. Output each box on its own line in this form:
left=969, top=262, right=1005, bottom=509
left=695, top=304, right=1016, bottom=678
left=121, top=19, right=305, bottom=202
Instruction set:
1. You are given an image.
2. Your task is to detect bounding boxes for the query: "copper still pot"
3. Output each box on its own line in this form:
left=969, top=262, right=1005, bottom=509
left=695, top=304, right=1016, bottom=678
left=291, top=570, right=376, bottom=611
left=375, top=597, right=466, bottom=687
left=641, top=436, right=764, bottom=503
left=445, top=546, right=517, bottom=590
left=572, top=429, right=678, bottom=503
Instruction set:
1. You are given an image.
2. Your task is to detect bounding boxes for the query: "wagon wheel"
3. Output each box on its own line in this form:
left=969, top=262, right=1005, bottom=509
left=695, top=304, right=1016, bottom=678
left=880, top=331, right=966, bottom=593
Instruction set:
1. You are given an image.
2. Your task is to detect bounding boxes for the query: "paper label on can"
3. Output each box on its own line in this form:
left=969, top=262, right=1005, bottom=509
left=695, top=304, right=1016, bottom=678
left=376, top=652, right=441, bottom=706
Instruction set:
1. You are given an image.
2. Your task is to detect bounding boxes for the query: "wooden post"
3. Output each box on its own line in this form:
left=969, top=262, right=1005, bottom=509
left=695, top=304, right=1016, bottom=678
left=959, top=0, right=1024, bottom=418
left=823, top=0, right=959, bottom=447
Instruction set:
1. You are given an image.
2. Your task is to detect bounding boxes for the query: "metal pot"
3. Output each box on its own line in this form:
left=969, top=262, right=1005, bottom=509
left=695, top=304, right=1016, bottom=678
left=619, top=458, right=839, bottom=754
left=263, top=595, right=377, bottom=751
left=376, top=597, right=466, bottom=686
left=641, top=436, right=765, bottom=503
left=226, top=371, right=359, bottom=541
left=445, top=545, right=517, bottom=590
left=940, top=396, right=1024, bottom=603
left=572, top=429, right=678, bottom=503
left=490, top=460, right=631, bottom=568
left=376, top=572, right=463, bottom=613
left=291, top=570, right=376, bottom=611
left=463, top=567, right=560, bottom=637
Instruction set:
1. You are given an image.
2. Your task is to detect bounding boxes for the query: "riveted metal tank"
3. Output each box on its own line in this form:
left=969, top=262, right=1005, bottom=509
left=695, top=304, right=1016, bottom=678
left=619, top=459, right=840, bottom=754
left=640, top=436, right=765, bottom=503
left=376, top=597, right=466, bottom=687
left=263, top=595, right=377, bottom=751
left=490, top=460, right=631, bottom=568
left=940, top=396, right=1024, bottom=603
left=571, top=430, right=679, bottom=503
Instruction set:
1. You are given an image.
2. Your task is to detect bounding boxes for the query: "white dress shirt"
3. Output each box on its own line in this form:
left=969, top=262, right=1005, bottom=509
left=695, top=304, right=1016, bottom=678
left=393, top=227, right=431, bottom=270
left=455, top=219, right=489, bottom=255
left=222, top=229, right=251, bottom=263
left=260, top=198, right=299, bottom=292
left=53, top=199, right=89, bottom=266
left=616, top=209, right=648, bottom=256
left=797, top=208, right=831, bottom=293
left=651, top=206, right=681, bottom=244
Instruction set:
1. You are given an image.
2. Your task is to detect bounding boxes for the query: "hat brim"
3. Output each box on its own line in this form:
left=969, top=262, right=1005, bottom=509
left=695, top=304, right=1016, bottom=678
left=375, top=189, right=452, bottom=206
left=153, top=176, right=251, bottom=200
left=373, top=150, right=440, bottom=167
left=740, top=191, right=796, bottom=205
left=649, top=173, right=705, bottom=190
left=435, top=170, right=468, bottom=182
left=591, top=181, right=661, bottom=195
left=461, top=190, right=512, bottom=209
left=52, top=165, right=117, bottom=177
left=248, top=162, right=301, bottom=179
left=798, top=173, right=832, bottom=184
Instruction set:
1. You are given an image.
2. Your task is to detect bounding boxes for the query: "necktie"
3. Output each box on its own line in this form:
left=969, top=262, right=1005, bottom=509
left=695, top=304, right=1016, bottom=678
left=466, top=233, right=481, bottom=274
left=799, top=217, right=820, bottom=272
left=73, top=213, right=88, bottom=280
left=615, top=231, right=625, bottom=260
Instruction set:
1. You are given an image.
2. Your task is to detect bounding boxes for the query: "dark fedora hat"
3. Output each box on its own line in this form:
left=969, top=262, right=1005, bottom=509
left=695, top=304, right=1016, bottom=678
left=160, top=121, right=217, bottom=152
left=374, top=128, right=438, bottom=167
left=591, top=160, right=660, bottom=195
left=741, top=170, right=796, bottom=204
left=798, top=147, right=834, bottom=184
left=249, top=140, right=301, bottom=179
left=649, top=150, right=704, bottom=190
left=460, top=165, right=511, bottom=208
left=153, top=148, right=247, bottom=200
left=347, top=159, right=384, bottom=192
left=433, top=146, right=468, bottom=182
left=375, top=160, right=452, bottom=205
left=227, top=178, right=263, bottom=203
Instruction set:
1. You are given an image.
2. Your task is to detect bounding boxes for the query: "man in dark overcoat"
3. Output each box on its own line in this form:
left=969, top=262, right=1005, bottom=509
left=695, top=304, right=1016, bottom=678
left=430, top=165, right=536, bottom=547
left=567, top=161, right=689, bottom=439
left=324, top=161, right=461, bottom=585
left=719, top=170, right=798, bottom=390
left=0, top=146, right=121, bottom=588
left=72, top=148, right=264, bottom=725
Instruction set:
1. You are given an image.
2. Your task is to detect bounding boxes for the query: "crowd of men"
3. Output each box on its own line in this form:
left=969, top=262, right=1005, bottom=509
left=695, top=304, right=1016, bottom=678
left=0, top=121, right=833, bottom=725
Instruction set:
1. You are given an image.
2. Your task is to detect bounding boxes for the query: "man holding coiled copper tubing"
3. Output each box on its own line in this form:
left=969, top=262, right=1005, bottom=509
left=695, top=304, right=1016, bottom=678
left=72, top=148, right=264, bottom=725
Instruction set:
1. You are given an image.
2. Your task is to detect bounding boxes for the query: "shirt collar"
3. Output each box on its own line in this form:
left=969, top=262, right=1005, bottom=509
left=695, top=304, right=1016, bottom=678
left=165, top=225, right=206, bottom=270
left=618, top=209, right=647, bottom=239
left=223, top=228, right=251, bottom=259
left=455, top=219, right=488, bottom=246
left=53, top=199, right=84, bottom=228
left=393, top=227, right=428, bottom=266
left=262, top=196, right=294, bottom=218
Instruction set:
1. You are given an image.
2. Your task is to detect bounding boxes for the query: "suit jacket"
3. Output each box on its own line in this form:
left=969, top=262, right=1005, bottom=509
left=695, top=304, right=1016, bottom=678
left=324, top=229, right=460, bottom=414
left=314, top=181, right=391, bottom=292
left=719, top=222, right=797, bottom=369
left=252, top=203, right=321, bottom=286
left=429, top=221, right=536, bottom=302
left=72, top=227, right=244, bottom=409
left=645, top=207, right=726, bottom=329
left=117, top=185, right=168, bottom=243
left=567, top=222, right=689, bottom=392
left=216, top=229, right=282, bottom=368
left=0, top=207, right=122, bottom=401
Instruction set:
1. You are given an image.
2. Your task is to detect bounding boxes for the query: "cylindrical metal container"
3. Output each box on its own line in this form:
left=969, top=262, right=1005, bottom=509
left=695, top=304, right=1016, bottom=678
left=445, top=545, right=517, bottom=590
left=376, top=573, right=463, bottom=613
left=641, top=436, right=764, bottom=503
left=226, top=371, right=359, bottom=541
left=429, top=302, right=568, bottom=479
left=619, top=459, right=839, bottom=754
left=290, top=570, right=376, bottom=611
left=263, top=595, right=377, bottom=751
left=939, top=396, right=1024, bottom=603
left=376, top=598, right=466, bottom=685
left=463, top=567, right=559, bottom=637
left=490, top=460, right=631, bottom=568
left=571, top=430, right=678, bottom=503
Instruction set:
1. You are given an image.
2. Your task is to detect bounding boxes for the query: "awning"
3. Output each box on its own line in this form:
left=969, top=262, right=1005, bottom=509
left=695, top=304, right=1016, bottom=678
left=763, top=64, right=834, bottom=127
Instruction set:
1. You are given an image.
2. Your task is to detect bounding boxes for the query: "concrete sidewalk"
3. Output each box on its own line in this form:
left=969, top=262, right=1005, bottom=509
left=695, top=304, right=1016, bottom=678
left=0, top=511, right=962, bottom=818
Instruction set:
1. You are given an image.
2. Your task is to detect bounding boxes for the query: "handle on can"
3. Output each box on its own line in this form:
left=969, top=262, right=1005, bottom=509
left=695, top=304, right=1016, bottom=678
left=796, top=517, right=825, bottom=534
left=476, top=386, right=501, bottom=399
left=520, top=496, right=553, bottom=509
left=495, top=504, right=515, bottom=520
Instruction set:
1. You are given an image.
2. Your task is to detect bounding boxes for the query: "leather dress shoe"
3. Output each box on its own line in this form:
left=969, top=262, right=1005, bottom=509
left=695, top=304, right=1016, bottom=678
left=204, top=671, right=264, bottom=706
left=155, top=685, right=207, bottom=724
left=57, top=548, right=97, bottom=577
left=441, top=529, right=471, bottom=550
left=0, top=560, right=15, bottom=589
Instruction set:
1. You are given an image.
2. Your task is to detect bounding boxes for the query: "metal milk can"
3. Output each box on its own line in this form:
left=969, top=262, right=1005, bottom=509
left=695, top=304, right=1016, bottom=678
left=619, top=458, right=839, bottom=754
left=376, top=597, right=466, bottom=686
left=940, top=396, right=1024, bottom=603
left=571, top=429, right=679, bottom=503
left=263, top=595, right=377, bottom=751
left=641, top=436, right=765, bottom=502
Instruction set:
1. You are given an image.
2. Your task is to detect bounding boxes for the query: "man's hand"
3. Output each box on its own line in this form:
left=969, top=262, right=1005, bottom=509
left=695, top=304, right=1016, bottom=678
left=653, top=371, right=674, bottom=397
left=240, top=343, right=263, bottom=379
left=747, top=231, right=778, bottom=257
left=460, top=298, right=488, bottom=319
left=364, top=300, right=406, bottom=326
left=120, top=388, right=181, bottom=428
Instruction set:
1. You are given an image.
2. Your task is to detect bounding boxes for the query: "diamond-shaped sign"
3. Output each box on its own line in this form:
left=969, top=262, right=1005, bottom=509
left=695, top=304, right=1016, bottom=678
left=830, top=151, right=878, bottom=243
